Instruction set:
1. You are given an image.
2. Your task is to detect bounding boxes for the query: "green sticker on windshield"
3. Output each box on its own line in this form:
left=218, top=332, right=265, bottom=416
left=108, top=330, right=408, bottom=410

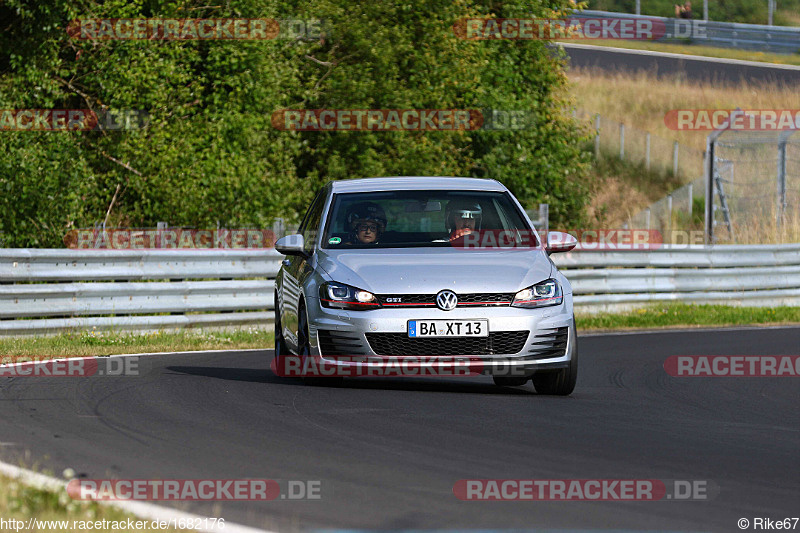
left=328, top=237, right=342, bottom=244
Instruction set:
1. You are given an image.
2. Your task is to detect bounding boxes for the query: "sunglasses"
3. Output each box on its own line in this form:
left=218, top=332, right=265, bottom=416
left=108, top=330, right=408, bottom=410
left=357, top=223, right=379, bottom=232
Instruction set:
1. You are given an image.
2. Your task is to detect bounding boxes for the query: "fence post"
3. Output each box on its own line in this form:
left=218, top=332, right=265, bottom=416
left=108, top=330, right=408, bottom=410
left=666, top=194, right=673, bottom=243
left=273, top=218, right=286, bottom=242
left=645, top=133, right=651, bottom=171
left=687, top=183, right=693, bottom=219
left=705, top=136, right=714, bottom=244
left=620, top=123, right=625, bottom=160
left=539, top=203, right=549, bottom=235
left=672, top=141, right=679, bottom=178
left=776, top=130, right=791, bottom=230
left=594, top=114, right=600, bottom=158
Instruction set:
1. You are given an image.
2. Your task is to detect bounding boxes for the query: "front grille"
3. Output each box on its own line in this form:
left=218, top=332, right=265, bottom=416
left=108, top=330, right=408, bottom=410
left=317, top=329, right=368, bottom=356
left=375, top=292, right=514, bottom=308
left=365, top=331, right=529, bottom=356
left=526, top=326, right=569, bottom=359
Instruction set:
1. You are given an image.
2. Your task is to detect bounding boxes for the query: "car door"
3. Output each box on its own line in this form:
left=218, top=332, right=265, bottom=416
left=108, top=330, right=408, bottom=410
left=280, top=188, right=326, bottom=352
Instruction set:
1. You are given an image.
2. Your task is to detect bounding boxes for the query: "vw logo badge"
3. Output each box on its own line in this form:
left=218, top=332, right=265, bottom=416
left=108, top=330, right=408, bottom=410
left=436, top=290, right=458, bottom=311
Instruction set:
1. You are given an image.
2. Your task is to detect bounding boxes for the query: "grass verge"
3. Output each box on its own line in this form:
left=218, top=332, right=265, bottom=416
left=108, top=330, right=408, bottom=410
left=578, top=304, right=800, bottom=331
left=0, top=472, right=178, bottom=532
left=0, top=328, right=274, bottom=358
left=0, top=310, right=798, bottom=358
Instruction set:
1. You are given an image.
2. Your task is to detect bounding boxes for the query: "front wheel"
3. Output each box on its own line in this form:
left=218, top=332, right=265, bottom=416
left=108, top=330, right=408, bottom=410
left=271, top=292, right=292, bottom=377
left=531, top=319, right=578, bottom=396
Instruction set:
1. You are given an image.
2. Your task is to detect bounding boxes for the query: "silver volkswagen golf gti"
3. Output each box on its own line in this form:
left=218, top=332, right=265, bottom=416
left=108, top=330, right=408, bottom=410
left=273, top=177, right=579, bottom=394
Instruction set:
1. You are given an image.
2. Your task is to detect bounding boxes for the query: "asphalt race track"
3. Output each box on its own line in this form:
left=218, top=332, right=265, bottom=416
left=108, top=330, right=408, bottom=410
left=1, top=326, right=798, bottom=532
left=561, top=43, right=800, bottom=85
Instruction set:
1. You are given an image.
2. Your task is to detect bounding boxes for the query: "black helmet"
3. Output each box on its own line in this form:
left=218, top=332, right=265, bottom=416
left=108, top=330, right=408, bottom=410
left=345, top=202, right=387, bottom=232
left=446, top=198, right=482, bottom=232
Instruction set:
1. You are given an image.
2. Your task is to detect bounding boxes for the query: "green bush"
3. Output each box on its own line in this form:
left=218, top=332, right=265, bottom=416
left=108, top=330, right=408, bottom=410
left=0, top=0, right=589, bottom=247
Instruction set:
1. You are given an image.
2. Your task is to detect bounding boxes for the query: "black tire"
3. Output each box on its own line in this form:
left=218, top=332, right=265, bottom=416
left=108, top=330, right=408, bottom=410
left=493, top=376, right=529, bottom=387
left=272, top=292, right=292, bottom=377
left=531, top=319, right=578, bottom=395
left=298, top=300, right=343, bottom=387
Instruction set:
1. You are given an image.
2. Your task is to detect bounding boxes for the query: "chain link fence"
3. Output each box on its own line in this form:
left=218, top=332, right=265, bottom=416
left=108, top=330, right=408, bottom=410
left=576, top=109, right=705, bottom=185
left=576, top=109, right=706, bottom=240
left=707, top=128, right=800, bottom=243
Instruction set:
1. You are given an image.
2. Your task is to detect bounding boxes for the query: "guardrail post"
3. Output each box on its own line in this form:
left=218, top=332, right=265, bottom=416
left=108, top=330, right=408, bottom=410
left=620, top=123, right=625, bottom=160
left=157, top=222, right=168, bottom=249
left=688, top=183, right=693, bottom=218
left=645, top=207, right=651, bottom=230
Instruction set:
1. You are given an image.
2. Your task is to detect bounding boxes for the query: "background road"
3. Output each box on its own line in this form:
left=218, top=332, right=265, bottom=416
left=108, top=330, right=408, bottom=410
left=1, top=327, right=798, bottom=532
left=561, top=43, right=800, bottom=84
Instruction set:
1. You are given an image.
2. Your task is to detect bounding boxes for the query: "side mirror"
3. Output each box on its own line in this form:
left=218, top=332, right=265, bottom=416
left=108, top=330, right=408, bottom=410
left=546, top=231, right=577, bottom=255
left=275, top=234, right=306, bottom=256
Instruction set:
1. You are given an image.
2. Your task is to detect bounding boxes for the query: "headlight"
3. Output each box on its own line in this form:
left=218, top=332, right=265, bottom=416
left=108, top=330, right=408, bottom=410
left=319, top=282, right=379, bottom=310
left=511, top=279, right=562, bottom=308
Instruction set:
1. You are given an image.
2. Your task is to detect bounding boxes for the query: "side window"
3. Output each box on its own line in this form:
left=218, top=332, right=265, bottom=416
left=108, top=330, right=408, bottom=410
left=298, top=190, right=326, bottom=254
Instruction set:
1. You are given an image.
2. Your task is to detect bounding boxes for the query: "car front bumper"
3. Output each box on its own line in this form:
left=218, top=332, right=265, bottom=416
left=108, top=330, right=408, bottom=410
left=303, top=297, right=574, bottom=378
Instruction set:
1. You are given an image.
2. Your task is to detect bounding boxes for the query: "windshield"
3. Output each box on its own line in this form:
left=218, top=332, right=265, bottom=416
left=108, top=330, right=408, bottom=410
left=321, top=190, right=538, bottom=249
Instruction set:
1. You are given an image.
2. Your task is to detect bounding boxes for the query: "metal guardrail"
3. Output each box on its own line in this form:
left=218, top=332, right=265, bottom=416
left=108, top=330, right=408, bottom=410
left=551, top=243, right=800, bottom=312
left=1, top=244, right=798, bottom=335
left=0, top=249, right=280, bottom=336
left=577, top=10, right=800, bottom=54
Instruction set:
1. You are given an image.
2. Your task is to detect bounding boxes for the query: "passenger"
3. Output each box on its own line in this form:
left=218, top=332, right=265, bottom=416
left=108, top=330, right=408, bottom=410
left=345, top=202, right=387, bottom=244
left=446, top=199, right=482, bottom=242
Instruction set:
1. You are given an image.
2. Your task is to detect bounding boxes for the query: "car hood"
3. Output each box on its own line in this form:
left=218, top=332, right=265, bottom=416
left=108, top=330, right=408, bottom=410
left=316, top=248, right=553, bottom=294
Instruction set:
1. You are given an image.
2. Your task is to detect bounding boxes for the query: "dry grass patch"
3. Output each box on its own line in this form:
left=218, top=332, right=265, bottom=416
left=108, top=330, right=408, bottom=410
left=568, top=68, right=800, bottom=152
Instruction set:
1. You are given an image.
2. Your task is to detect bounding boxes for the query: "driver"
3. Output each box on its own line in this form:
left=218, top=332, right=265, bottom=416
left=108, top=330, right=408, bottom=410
left=446, top=199, right=482, bottom=242
left=345, top=202, right=387, bottom=244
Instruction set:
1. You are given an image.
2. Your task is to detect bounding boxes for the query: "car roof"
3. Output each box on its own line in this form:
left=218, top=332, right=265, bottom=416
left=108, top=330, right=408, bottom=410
left=328, top=176, right=507, bottom=193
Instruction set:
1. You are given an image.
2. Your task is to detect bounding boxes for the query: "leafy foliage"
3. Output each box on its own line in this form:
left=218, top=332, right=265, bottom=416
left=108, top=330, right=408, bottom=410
left=0, top=0, right=589, bottom=247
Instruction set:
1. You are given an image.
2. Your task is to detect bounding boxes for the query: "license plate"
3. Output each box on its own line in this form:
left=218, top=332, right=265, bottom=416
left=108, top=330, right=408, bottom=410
left=407, top=320, right=489, bottom=338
